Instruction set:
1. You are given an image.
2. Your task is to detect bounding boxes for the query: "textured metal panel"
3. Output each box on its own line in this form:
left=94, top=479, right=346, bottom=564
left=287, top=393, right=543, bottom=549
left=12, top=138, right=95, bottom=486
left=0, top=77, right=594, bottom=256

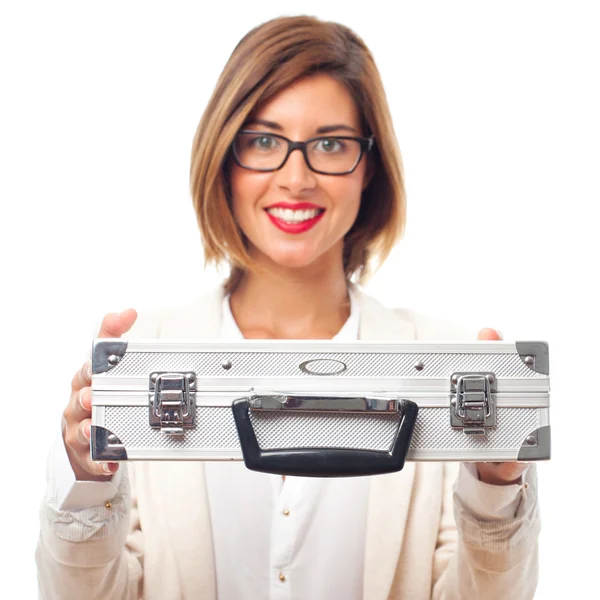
left=103, top=407, right=398, bottom=451
left=104, top=406, right=241, bottom=450
left=103, top=405, right=539, bottom=454
left=102, top=351, right=544, bottom=379
left=410, top=408, right=539, bottom=449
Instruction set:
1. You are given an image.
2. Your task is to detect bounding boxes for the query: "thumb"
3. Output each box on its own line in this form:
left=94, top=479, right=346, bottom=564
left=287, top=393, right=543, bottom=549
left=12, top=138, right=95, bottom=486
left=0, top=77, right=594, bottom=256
left=97, top=308, right=138, bottom=338
left=477, top=327, right=503, bottom=341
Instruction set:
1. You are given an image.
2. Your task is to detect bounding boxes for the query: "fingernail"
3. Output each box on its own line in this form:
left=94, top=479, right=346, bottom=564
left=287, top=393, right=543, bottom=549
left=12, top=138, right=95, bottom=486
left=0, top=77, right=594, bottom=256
left=102, top=463, right=117, bottom=474
left=83, top=423, right=91, bottom=439
left=85, top=361, right=92, bottom=379
left=79, top=389, right=87, bottom=410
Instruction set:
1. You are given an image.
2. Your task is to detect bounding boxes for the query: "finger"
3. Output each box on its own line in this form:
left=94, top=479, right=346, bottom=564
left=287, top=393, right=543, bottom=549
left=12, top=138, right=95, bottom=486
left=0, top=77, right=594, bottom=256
left=71, top=360, right=92, bottom=392
left=68, top=386, right=92, bottom=423
left=75, top=418, right=93, bottom=449
left=74, top=420, right=118, bottom=474
left=85, top=458, right=119, bottom=478
left=97, top=308, right=138, bottom=339
left=477, top=328, right=503, bottom=341
left=64, top=419, right=118, bottom=478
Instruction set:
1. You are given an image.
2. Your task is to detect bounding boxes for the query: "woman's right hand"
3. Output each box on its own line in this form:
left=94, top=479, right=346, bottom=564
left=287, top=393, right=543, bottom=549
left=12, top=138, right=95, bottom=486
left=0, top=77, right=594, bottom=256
left=63, top=309, right=138, bottom=481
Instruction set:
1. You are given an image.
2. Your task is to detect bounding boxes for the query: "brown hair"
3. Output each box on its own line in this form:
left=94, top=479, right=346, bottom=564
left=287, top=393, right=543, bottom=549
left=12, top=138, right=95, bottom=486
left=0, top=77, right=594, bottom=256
left=190, top=15, right=406, bottom=293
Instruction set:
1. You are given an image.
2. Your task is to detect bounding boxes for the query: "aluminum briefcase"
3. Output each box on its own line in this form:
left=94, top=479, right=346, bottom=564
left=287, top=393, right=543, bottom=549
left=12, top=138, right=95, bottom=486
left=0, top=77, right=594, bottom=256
left=91, top=339, right=550, bottom=477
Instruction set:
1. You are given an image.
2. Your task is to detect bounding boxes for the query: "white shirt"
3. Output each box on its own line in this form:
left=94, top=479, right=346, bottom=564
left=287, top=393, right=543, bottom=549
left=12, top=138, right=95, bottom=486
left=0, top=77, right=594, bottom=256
left=47, top=289, right=525, bottom=599
left=204, top=290, right=368, bottom=600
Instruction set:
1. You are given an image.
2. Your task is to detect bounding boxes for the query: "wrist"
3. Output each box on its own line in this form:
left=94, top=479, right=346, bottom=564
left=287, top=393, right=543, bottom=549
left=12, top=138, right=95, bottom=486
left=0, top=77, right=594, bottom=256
left=475, top=462, right=524, bottom=486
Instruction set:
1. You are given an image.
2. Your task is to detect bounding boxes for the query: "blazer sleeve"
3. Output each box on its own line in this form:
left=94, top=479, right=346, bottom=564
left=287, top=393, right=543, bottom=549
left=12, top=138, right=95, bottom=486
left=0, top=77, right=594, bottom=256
left=432, top=461, right=540, bottom=600
left=402, top=308, right=541, bottom=599
left=35, top=309, right=163, bottom=600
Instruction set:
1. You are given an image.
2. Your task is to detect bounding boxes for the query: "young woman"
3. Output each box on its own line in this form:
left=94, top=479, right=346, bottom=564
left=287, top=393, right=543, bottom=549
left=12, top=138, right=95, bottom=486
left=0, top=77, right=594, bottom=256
left=37, top=15, right=539, bottom=600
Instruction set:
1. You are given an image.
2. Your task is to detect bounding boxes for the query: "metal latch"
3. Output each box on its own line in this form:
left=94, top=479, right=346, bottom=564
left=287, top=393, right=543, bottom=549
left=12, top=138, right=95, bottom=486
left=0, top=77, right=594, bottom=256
left=450, top=372, right=496, bottom=435
left=149, top=372, right=196, bottom=435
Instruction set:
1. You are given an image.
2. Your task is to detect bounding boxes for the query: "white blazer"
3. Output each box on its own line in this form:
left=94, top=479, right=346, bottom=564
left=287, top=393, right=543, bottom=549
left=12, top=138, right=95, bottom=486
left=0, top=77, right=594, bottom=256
left=36, top=286, right=540, bottom=600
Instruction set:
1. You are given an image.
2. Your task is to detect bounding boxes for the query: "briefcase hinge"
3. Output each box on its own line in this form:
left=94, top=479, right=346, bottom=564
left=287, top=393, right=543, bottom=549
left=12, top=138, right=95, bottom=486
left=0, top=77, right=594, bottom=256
left=450, top=372, right=497, bottom=435
left=149, top=372, right=196, bottom=435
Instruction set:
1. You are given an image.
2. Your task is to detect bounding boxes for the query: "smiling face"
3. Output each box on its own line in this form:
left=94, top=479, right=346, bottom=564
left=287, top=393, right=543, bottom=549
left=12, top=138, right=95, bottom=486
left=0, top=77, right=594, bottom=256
left=229, top=73, right=371, bottom=274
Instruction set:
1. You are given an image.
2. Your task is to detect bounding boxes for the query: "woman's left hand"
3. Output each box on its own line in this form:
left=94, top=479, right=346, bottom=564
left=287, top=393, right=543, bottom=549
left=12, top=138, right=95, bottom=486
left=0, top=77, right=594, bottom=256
left=474, top=327, right=530, bottom=486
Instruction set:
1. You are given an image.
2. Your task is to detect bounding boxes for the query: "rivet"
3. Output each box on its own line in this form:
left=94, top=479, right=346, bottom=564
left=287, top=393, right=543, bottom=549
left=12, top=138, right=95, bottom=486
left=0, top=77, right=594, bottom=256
left=414, top=361, right=424, bottom=371
left=524, top=356, right=534, bottom=366
left=525, top=435, right=536, bottom=445
left=222, top=360, right=232, bottom=370
left=451, top=375, right=459, bottom=385
left=151, top=374, right=158, bottom=384
left=487, top=374, right=495, bottom=384
left=107, top=354, right=120, bottom=366
left=107, top=434, right=118, bottom=444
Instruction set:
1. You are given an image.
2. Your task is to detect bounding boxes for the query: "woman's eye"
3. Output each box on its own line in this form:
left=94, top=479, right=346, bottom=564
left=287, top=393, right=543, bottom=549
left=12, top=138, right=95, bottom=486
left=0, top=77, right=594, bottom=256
left=316, top=138, right=343, bottom=152
left=250, top=135, right=277, bottom=150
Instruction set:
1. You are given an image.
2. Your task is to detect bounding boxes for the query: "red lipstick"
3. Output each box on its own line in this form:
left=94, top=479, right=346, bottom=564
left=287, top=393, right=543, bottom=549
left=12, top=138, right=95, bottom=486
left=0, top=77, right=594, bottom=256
left=264, top=202, right=325, bottom=234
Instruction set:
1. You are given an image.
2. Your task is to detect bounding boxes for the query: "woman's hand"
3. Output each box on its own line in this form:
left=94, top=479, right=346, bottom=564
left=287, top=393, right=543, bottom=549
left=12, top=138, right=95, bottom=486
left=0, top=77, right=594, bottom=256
left=62, top=309, right=137, bottom=481
left=474, top=327, right=529, bottom=486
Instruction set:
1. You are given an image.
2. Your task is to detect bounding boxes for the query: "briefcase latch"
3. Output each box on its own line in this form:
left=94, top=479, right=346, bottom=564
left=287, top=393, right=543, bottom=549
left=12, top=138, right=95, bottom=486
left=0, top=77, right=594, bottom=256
left=149, top=372, right=196, bottom=435
left=450, top=372, right=496, bottom=435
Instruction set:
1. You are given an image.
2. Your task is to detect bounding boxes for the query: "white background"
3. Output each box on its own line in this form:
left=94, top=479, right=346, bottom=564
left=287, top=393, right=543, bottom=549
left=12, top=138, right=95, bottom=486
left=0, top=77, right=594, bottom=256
left=1, top=1, right=598, bottom=597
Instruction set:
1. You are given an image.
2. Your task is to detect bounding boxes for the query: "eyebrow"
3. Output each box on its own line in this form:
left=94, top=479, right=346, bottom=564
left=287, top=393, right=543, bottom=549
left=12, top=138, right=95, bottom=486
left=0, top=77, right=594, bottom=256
left=244, top=118, right=358, bottom=135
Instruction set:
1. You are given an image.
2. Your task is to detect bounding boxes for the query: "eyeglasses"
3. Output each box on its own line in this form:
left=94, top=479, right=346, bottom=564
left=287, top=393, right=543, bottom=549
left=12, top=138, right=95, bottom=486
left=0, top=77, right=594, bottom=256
left=231, top=130, right=375, bottom=175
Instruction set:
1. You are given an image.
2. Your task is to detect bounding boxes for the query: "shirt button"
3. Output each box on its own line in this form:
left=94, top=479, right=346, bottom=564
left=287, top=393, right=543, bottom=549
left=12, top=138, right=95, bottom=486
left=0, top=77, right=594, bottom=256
left=283, top=509, right=290, bottom=516
left=105, top=501, right=112, bottom=509
left=279, top=573, right=286, bottom=582
left=524, top=482, right=529, bottom=489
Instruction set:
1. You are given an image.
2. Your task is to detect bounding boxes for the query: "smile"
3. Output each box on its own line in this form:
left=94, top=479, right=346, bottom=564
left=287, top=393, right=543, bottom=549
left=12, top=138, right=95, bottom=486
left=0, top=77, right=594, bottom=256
left=264, top=206, right=325, bottom=234
left=265, top=207, right=324, bottom=223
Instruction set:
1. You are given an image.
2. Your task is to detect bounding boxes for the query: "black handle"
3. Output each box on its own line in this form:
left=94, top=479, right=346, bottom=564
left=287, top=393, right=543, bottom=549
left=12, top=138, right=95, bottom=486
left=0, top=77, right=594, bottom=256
left=231, top=398, right=418, bottom=477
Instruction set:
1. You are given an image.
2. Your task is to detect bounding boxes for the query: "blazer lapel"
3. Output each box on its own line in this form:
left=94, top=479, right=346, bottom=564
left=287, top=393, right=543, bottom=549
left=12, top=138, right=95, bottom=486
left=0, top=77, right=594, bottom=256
left=357, top=290, right=417, bottom=600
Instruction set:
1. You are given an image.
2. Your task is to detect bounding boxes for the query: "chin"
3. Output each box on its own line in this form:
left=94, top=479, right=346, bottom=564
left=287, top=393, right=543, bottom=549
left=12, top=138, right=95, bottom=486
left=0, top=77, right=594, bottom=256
left=270, top=253, right=320, bottom=270
left=263, top=244, right=327, bottom=271
left=247, top=235, right=343, bottom=272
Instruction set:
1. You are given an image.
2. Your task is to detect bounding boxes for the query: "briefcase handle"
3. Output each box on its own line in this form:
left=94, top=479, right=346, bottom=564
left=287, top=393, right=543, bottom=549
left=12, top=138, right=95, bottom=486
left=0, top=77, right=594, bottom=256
left=231, top=394, right=418, bottom=477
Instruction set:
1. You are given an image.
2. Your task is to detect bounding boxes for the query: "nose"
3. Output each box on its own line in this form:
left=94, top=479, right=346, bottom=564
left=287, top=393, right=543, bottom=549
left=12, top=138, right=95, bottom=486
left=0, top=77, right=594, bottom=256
left=274, top=147, right=317, bottom=194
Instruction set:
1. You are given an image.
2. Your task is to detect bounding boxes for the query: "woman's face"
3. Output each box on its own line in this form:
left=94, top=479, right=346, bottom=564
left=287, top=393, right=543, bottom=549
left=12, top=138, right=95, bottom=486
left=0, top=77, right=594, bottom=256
left=229, top=73, right=371, bottom=273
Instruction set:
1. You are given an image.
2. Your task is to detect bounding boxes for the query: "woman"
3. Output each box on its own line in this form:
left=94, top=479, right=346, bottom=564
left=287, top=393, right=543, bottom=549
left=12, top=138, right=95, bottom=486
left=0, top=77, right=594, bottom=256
left=37, top=15, right=539, bottom=600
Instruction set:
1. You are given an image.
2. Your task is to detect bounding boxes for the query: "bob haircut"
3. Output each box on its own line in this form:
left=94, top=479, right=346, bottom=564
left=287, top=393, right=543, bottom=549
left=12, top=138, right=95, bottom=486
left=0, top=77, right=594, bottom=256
left=190, top=15, right=406, bottom=293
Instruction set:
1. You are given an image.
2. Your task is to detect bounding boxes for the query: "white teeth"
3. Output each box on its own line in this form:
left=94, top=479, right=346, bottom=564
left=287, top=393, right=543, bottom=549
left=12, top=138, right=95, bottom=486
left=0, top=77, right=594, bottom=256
left=267, top=207, right=322, bottom=223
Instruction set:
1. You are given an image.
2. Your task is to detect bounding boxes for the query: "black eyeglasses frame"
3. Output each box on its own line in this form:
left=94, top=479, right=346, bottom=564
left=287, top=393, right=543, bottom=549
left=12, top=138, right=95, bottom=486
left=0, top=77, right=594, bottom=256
left=231, top=130, right=375, bottom=176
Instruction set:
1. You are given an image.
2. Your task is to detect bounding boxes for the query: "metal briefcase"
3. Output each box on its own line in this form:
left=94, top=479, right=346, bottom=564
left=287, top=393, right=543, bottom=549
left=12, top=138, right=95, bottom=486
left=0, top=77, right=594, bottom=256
left=90, top=339, right=550, bottom=477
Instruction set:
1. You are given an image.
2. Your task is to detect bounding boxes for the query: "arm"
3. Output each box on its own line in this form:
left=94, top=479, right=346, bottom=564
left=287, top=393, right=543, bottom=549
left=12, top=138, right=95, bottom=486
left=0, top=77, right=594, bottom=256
left=432, top=325, right=539, bottom=599
left=36, top=308, right=157, bottom=599
left=404, top=309, right=541, bottom=598
left=36, top=463, right=144, bottom=600
left=432, top=461, right=540, bottom=600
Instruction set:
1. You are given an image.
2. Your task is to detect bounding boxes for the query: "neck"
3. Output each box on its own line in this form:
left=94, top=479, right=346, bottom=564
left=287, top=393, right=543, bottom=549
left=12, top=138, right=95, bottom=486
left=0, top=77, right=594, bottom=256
left=229, top=246, right=351, bottom=339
